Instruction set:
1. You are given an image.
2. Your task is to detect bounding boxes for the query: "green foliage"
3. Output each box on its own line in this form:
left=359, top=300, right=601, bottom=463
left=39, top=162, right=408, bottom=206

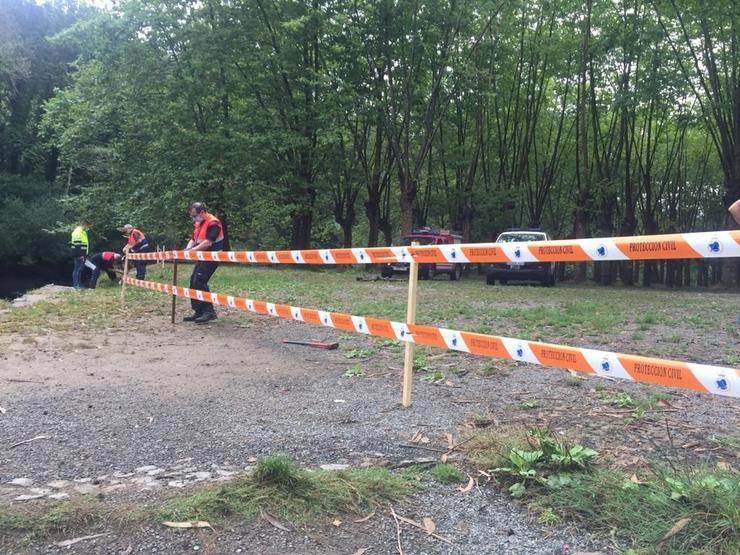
left=23, top=0, right=734, bottom=266
left=343, top=364, right=365, bottom=378
left=161, top=456, right=413, bottom=526
left=0, top=456, right=412, bottom=541
left=421, top=371, right=445, bottom=383
left=253, top=455, right=306, bottom=489
left=600, top=391, right=636, bottom=408
left=470, top=427, right=598, bottom=497
left=431, top=464, right=463, bottom=484
left=344, top=348, right=375, bottom=359
left=543, top=467, right=739, bottom=555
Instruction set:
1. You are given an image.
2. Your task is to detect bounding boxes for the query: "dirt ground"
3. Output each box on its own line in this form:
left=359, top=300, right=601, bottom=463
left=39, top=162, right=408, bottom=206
left=0, top=284, right=738, bottom=554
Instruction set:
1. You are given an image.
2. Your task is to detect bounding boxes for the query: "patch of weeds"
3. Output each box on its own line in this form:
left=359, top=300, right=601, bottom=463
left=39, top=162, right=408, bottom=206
left=343, top=365, right=365, bottom=378
left=722, top=353, right=740, bottom=366
left=535, top=506, right=562, bottom=526
left=565, top=376, right=584, bottom=387
left=413, top=355, right=432, bottom=372
left=421, top=371, right=445, bottom=383
left=638, top=312, right=659, bottom=325
left=665, top=334, right=683, bottom=343
left=599, top=391, right=635, bottom=408
left=380, top=339, right=403, bottom=353
left=479, top=363, right=508, bottom=378
left=631, top=332, right=644, bottom=341
left=708, top=435, right=740, bottom=451
left=471, top=414, right=496, bottom=428
left=430, top=464, right=462, bottom=484
left=0, top=499, right=144, bottom=541
left=519, top=400, right=540, bottom=410
left=344, top=348, right=375, bottom=359
left=489, top=428, right=597, bottom=497
left=160, top=455, right=412, bottom=527
left=467, top=428, right=738, bottom=554
left=543, top=467, right=739, bottom=555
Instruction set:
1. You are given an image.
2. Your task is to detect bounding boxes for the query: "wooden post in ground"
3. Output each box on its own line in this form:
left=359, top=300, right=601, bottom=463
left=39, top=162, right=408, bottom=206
left=120, top=255, right=129, bottom=307
left=171, top=261, right=178, bottom=324
left=402, top=242, right=420, bottom=407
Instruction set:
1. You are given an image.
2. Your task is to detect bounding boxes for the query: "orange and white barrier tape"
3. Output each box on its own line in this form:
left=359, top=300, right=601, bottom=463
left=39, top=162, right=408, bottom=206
left=127, top=230, right=740, bottom=265
left=125, top=277, right=739, bottom=399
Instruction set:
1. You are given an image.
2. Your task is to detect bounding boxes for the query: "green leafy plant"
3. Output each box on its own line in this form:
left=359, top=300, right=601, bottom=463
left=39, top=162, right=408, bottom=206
left=519, top=400, right=540, bottom=410
left=599, top=391, right=635, bottom=408
left=488, top=429, right=598, bottom=497
left=343, top=365, right=365, bottom=378
left=413, top=355, right=431, bottom=372
left=421, top=371, right=445, bottom=383
left=344, top=348, right=375, bottom=359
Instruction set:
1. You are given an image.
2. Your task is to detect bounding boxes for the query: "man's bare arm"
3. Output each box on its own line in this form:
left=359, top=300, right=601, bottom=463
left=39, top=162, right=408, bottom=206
left=730, top=199, right=740, bottom=226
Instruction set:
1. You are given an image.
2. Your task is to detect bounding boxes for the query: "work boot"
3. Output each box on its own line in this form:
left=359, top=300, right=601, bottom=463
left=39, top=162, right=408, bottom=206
left=183, top=312, right=202, bottom=322
left=194, top=311, right=218, bottom=324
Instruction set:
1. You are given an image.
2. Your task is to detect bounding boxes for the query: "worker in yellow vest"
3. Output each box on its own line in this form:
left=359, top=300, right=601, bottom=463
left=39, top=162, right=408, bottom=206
left=70, top=221, right=91, bottom=290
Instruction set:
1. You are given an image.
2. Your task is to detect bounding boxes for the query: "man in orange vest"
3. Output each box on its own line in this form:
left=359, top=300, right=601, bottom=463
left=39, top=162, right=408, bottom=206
left=121, top=224, right=151, bottom=279
left=183, top=202, right=225, bottom=324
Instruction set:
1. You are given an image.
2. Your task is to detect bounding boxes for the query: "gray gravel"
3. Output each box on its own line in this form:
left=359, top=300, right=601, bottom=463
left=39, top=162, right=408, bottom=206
left=1, top=308, right=735, bottom=553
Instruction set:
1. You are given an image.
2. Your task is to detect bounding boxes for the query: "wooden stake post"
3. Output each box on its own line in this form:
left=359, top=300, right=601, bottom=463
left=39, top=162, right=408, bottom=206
left=120, top=256, right=129, bottom=307
left=402, top=242, right=420, bottom=407
left=171, top=260, right=178, bottom=324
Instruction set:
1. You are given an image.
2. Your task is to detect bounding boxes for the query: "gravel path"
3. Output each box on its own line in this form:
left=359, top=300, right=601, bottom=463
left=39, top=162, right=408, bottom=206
left=1, top=303, right=736, bottom=553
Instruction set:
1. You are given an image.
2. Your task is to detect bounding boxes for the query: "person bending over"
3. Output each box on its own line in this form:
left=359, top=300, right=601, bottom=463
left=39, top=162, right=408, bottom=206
left=88, top=251, right=123, bottom=289
left=182, top=202, right=225, bottom=324
left=121, top=224, right=152, bottom=280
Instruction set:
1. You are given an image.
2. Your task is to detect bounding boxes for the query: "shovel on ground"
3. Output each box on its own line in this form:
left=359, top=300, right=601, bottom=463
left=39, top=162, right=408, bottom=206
left=282, top=339, right=339, bottom=350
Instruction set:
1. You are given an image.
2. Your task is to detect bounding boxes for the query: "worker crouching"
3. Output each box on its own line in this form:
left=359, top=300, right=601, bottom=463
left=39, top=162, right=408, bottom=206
left=88, top=252, right=123, bottom=289
left=182, top=202, right=224, bottom=324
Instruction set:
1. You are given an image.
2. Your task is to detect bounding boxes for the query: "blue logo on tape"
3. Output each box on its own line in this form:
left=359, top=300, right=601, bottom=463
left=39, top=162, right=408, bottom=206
left=597, top=245, right=607, bottom=257
left=716, top=378, right=728, bottom=391
left=514, top=247, right=522, bottom=259
left=709, top=240, right=721, bottom=253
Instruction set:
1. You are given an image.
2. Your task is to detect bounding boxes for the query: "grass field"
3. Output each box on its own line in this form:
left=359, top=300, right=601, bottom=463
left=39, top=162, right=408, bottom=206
left=3, top=263, right=737, bottom=367
left=153, top=263, right=740, bottom=366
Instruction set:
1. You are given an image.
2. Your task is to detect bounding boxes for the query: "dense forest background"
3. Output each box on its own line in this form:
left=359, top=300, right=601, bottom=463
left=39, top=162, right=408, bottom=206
left=1, top=0, right=738, bottom=286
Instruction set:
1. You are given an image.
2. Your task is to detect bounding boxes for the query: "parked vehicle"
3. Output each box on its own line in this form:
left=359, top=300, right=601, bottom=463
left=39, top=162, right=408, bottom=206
left=381, top=228, right=464, bottom=280
left=486, top=229, right=556, bottom=286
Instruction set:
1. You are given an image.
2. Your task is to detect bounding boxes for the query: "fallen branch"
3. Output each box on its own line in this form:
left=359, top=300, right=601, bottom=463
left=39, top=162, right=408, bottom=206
left=260, top=510, right=292, bottom=532
left=55, top=533, right=110, bottom=548
left=5, top=378, right=44, bottom=384
left=397, top=443, right=448, bottom=453
left=390, top=508, right=453, bottom=545
left=390, top=506, right=405, bottom=555
left=9, top=435, right=50, bottom=449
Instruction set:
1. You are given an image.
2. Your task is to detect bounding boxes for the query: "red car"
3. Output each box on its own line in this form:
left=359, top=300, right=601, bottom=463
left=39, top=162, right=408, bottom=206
left=381, top=228, right=464, bottom=280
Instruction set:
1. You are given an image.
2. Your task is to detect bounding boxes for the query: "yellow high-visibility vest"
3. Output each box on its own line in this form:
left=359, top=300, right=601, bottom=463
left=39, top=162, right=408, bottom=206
left=71, top=226, right=89, bottom=253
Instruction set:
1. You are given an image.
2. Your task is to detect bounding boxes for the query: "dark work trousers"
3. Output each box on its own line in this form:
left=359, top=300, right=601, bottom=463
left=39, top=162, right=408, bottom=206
left=89, top=266, right=117, bottom=289
left=72, top=255, right=85, bottom=288
left=190, top=260, right=219, bottom=314
left=131, top=242, right=152, bottom=279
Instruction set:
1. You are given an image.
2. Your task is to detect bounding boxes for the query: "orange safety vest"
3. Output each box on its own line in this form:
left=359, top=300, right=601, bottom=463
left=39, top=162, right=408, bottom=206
left=127, top=228, right=146, bottom=246
left=192, top=213, right=224, bottom=245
